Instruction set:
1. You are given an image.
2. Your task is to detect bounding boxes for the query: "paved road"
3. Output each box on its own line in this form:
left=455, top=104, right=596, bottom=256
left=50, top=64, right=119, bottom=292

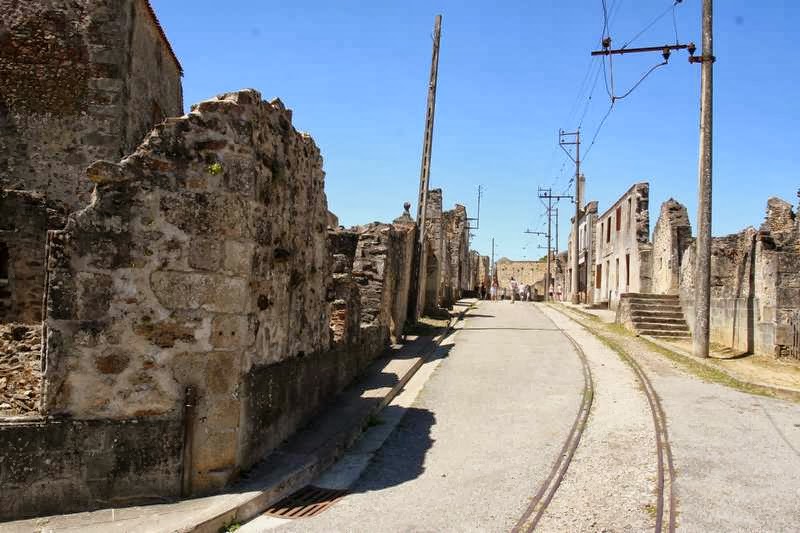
left=241, top=301, right=800, bottom=532
left=247, top=301, right=586, bottom=532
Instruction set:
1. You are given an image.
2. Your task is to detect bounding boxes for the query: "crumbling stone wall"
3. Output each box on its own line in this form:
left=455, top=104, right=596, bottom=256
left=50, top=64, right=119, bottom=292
left=680, top=196, right=800, bottom=357
left=652, top=199, right=692, bottom=295
left=0, top=0, right=182, bottom=211
left=329, top=229, right=360, bottom=349
left=351, top=221, right=415, bottom=351
left=681, top=228, right=757, bottom=353
left=0, top=324, right=42, bottom=416
left=443, top=204, right=469, bottom=305
left=424, top=188, right=446, bottom=311
left=0, top=191, right=66, bottom=323
left=41, top=90, right=330, bottom=494
left=469, top=251, right=490, bottom=292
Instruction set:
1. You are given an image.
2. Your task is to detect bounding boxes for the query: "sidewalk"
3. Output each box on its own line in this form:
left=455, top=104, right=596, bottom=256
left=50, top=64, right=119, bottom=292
left=553, top=302, right=800, bottom=400
left=1, top=300, right=475, bottom=533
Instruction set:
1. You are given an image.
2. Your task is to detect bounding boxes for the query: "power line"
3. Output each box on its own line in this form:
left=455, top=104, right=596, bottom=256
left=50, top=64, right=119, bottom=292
left=621, top=1, right=683, bottom=50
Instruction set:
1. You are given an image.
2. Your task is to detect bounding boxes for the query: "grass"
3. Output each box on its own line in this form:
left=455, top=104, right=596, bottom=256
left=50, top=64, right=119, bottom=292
left=550, top=303, right=800, bottom=404
left=220, top=522, right=241, bottom=532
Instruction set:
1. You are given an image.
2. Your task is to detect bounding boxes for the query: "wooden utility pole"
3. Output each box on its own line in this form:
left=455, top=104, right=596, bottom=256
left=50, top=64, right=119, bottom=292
left=692, top=0, right=714, bottom=358
left=410, top=14, right=442, bottom=319
left=559, top=130, right=581, bottom=304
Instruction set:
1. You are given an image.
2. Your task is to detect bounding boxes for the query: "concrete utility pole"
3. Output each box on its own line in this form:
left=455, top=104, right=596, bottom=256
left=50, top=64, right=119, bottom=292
left=559, top=130, right=581, bottom=304
left=554, top=207, right=559, bottom=256
left=410, top=14, right=442, bottom=319
left=692, top=0, right=714, bottom=358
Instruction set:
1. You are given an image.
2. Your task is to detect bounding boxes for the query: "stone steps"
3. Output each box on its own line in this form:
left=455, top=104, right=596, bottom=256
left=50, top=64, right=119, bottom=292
left=638, top=329, right=691, bottom=338
left=631, top=310, right=685, bottom=320
left=631, top=318, right=688, bottom=327
left=632, top=321, right=690, bottom=332
left=621, top=292, right=691, bottom=339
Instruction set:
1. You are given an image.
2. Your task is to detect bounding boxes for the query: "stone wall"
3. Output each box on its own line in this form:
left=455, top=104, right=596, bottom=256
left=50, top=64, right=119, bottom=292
left=0, top=191, right=66, bottom=323
left=680, top=196, right=800, bottom=357
left=652, top=199, right=692, bottom=295
left=495, top=258, right=548, bottom=295
left=680, top=228, right=757, bottom=353
left=0, top=416, right=183, bottom=520
left=424, top=189, right=445, bottom=311
left=468, top=251, right=490, bottom=292
left=0, top=0, right=182, bottom=211
left=351, top=221, right=415, bottom=350
left=41, top=90, right=330, bottom=493
left=442, top=204, right=469, bottom=305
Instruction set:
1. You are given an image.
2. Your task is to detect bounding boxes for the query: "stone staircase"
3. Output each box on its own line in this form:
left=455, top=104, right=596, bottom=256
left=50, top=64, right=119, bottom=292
left=620, top=293, right=691, bottom=338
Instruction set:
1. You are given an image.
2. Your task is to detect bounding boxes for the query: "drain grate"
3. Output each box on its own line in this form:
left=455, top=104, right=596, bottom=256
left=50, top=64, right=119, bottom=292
left=263, top=485, right=349, bottom=519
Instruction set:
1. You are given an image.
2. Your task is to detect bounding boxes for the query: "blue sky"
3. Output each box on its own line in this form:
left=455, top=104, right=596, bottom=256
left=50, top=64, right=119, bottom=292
left=152, top=1, right=798, bottom=260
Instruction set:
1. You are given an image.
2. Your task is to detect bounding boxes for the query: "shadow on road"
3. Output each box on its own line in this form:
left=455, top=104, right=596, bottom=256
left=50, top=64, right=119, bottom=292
left=350, top=406, right=436, bottom=494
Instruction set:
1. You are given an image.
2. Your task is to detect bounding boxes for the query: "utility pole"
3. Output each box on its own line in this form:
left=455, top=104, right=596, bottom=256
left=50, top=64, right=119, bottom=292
left=554, top=207, right=559, bottom=256
left=537, top=188, right=573, bottom=301
left=410, top=14, right=442, bottom=320
left=559, top=130, right=581, bottom=304
left=590, top=7, right=712, bottom=357
left=693, top=0, right=714, bottom=358
left=467, top=184, right=483, bottom=230
left=524, top=228, right=547, bottom=299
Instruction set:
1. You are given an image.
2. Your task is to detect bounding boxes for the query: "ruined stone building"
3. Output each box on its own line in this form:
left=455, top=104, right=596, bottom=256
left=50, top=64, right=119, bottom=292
left=575, top=175, right=800, bottom=360
left=1, top=0, right=183, bottom=358
left=469, top=251, right=490, bottom=292
left=676, top=196, right=800, bottom=358
left=419, top=188, right=472, bottom=312
left=0, top=3, right=476, bottom=520
left=651, top=199, right=692, bottom=295
left=1, top=0, right=183, bottom=210
left=593, top=182, right=652, bottom=308
left=565, top=200, right=598, bottom=303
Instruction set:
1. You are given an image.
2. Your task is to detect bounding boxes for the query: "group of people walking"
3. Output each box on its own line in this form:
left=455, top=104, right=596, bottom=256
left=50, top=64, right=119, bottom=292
left=478, top=277, right=534, bottom=302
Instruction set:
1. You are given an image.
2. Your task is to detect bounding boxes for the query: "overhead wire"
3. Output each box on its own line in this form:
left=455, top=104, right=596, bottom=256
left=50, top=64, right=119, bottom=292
left=581, top=0, right=684, bottom=163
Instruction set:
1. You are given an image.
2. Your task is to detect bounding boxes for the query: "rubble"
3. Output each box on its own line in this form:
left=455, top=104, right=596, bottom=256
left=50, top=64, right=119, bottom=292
left=0, top=324, right=41, bottom=416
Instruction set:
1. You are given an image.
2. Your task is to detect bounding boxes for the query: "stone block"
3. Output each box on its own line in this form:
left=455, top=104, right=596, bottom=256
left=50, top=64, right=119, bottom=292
left=210, top=314, right=252, bottom=349
left=150, top=271, right=248, bottom=313
left=188, top=238, right=223, bottom=271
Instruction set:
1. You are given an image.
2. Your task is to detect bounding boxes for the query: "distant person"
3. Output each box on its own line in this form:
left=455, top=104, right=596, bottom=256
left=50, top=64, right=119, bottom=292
left=524, top=284, right=531, bottom=301
left=479, top=282, right=486, bottom=300
left=490, top=280, right=498, bottom=301
left=509, top=277, right=518, bottom=304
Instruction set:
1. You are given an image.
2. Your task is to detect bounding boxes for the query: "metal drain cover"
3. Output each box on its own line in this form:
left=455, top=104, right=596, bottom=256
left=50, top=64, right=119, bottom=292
left=264, top=485, right=349, bottom=519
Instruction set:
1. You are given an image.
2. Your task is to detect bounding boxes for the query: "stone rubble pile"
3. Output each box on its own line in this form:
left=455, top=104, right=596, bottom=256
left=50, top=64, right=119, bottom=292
left=0, top=324, right=41, bottom=416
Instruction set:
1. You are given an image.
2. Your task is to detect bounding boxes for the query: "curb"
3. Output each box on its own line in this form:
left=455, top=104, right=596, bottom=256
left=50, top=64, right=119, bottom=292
left=189, top=301, right=474, bottom=533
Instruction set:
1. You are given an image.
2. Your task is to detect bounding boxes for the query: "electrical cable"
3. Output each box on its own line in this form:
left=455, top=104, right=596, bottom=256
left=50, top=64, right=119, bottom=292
left=621, top=1, right=681, bottom=50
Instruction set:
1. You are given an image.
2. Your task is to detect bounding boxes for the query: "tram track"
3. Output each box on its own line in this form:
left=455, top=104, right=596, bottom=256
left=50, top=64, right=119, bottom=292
left=513, top=304, right=676, bottom=532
